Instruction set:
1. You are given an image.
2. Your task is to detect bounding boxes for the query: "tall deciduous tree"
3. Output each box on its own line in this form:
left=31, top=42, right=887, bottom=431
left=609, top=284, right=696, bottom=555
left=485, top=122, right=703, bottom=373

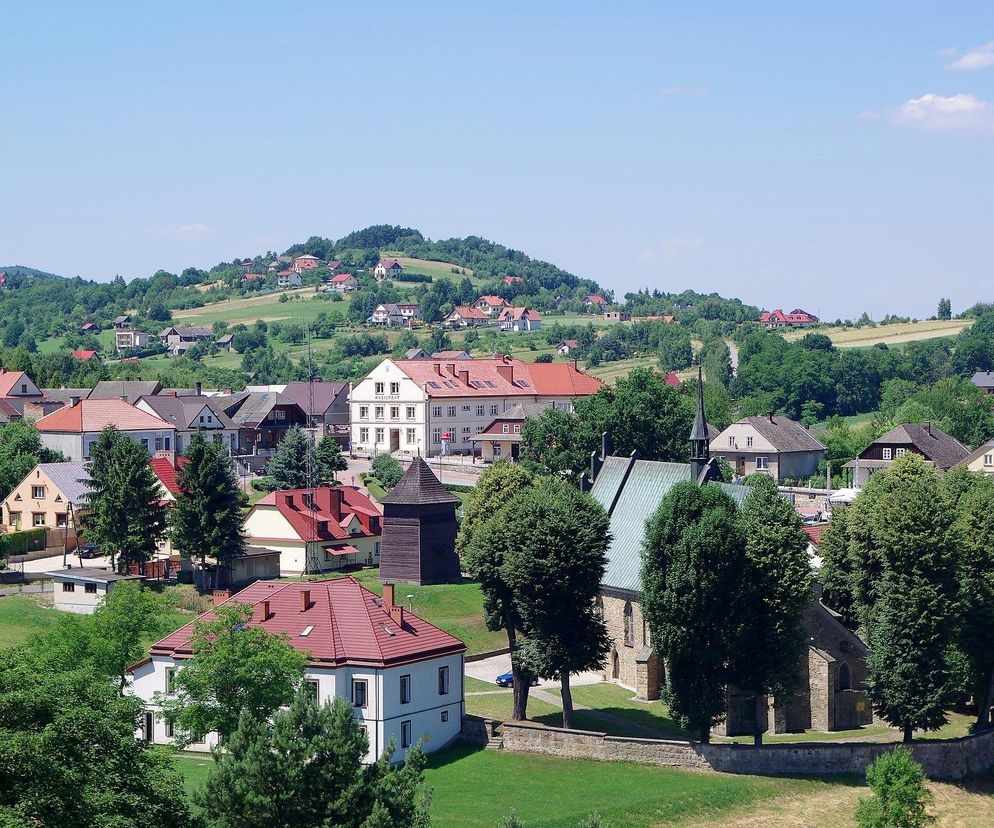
left=459, top=462, right=535, bottom=720
left=90, top=579, right=162, bottom=691
left=197, top=690, right=432, bottom=828
left=315, top=435, right=348, bottom=483
left=160, top=602, right=308, bottom=744
left=80, top=427, right=168, bottom=572
left=852, top=453, right=960, bottom=743
left=500, top=478, right=611, bottom=728
left=733, top=475, right=813, bottom=744
left=0, top=420, right=66, bottom=501
left=266, top=425, right=313, bottom=490
left=641, top=481, right=747, bottom=742
left=520, top=407, right=590, bottom=478
left=172, top=432, right=246, bottom=588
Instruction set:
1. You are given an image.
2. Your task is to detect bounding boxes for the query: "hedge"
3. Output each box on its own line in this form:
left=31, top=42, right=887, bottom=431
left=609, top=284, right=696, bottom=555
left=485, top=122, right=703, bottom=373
left=0, top=528, right=49, bottom=557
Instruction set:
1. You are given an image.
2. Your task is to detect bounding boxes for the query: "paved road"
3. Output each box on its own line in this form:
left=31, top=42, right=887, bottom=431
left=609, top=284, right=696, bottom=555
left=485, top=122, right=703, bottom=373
left=465, top=652, right=603, bottom=689
left=345, top=457, right=481, bottom=489
left=15, top=550, right=117, bottom=574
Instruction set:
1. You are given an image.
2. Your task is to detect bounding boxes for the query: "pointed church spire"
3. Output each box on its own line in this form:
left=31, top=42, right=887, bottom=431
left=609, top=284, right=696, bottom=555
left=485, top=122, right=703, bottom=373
left=690, top=366, right=710, bottom=483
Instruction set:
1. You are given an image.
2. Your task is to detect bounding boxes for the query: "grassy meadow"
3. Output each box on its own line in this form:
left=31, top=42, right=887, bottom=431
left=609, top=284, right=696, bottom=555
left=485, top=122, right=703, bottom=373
left=782, top=318, right=971, bottom=347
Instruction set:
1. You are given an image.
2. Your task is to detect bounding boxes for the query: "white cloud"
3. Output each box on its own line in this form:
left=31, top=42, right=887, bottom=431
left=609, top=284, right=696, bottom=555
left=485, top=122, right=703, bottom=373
left=948, top=42, right=994, bottom=70
left=640, top=237, right=703, bottom=261
left=863, top=93, right=994, bottom=134
left=155, top=222, right=212, bottom=239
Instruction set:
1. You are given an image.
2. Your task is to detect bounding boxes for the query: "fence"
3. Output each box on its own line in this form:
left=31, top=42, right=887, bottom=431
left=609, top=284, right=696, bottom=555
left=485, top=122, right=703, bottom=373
left=0, top=528, right=48, bottom=559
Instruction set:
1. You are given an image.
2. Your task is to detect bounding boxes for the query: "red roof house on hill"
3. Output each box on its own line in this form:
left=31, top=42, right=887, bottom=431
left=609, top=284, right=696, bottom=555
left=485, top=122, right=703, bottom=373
left=70, top=350, right=99, bottom=362
left=760, top=308, right=819, bottom=329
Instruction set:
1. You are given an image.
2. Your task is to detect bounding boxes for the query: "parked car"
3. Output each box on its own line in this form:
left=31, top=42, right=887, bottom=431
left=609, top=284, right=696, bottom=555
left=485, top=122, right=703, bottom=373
left=496, top=672, right=538, bottom=688
left=77, top=543, right=101, bottom=559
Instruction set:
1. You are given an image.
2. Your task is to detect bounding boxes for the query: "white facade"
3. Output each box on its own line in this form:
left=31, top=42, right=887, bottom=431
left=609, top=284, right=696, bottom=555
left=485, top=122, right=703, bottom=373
left=129, top=651, right=465, bottom=762
left=349, top=359, right=581, bottom=458
left=40, top=426, right=178, bottom=463
left=46, top=570, right=142, bottom=614
left=135, top=399, right=238, bottom=455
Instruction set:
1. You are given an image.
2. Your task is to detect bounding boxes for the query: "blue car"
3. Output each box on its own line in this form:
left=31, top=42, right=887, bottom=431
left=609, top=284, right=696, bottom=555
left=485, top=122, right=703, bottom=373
left=496, top=672, right=538, bottom=688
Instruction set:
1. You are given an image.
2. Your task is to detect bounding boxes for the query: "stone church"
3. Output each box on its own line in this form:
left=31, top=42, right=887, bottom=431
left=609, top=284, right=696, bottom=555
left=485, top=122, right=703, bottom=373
left=586, top=374, right=873, bottom=736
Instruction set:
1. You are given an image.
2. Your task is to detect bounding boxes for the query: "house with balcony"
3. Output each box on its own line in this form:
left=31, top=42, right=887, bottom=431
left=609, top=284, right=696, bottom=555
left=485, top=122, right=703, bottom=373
left=243, top=484, right=383, bottom=575
left=211, top=391, right=308, bottom=464
left=373, top=258, right=404, bottom=280
left=349, top=355, right=602, bottom=458
left=127, top=579, right=465, bottom=761
left=277, top=269, right=303, bottom=289
left=710, top=414, right=826, bottom=483
left=326, top=273, right=360, bottom=292
left=292, top=254, right=321, bottom=274
left=158, top=326, right=213, bottom=356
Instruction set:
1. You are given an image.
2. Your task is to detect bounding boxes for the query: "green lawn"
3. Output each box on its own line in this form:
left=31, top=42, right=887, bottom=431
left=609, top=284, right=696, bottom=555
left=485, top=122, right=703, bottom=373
left=0, top=595, right=63, bottom=647
left=464, top=675, right=500, bottom=692
left=542, top=682, right=693, bottom=738
left=171, top=742, right=832, bottom=828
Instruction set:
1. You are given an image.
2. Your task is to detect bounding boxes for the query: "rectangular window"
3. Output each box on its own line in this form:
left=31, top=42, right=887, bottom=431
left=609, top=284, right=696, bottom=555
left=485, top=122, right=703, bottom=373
left=406, top=428, right=416, bottom=444
left=432, top=406, right=442, bottom=417
left=895, top=448, right=906, bottom=457
left=461, top=405, right=471, bottom=412
left=490, top=405, right=499, bottom=416
left=375, top=406, right=384, bottom=420
left=8, top=512, right=19, bottom=527
left=56, top=513, right=67, bottom=528
left=31, top=486, right=45, bottom=499
left=359, top=406, right=369, bottom=419
left=62, top=582, right=75, bottom=593
left=438, top=666, right=449, bottom=695
left=32, top=513, right=45, bottom=527
left=756, top=457, right=769, bottom=470
left=166, top=667, right=177, bottom=693
left=728, top=436, right=735, bottom=447
left=375, top=382, right=384, bottom=394
left=513, top=425, right=521, bottom=434
left=155, top=436, right=164, bottom=451
left=985, top=454, right=993, bottom=467
left=431, top=429, right=441, bottom=444
left=84, top=583, right=97, bottom=594
left=390, top=382, right=400, bottom=394
left=353, top=678, right=368, bottom=708
left=882, top=448, right=892, bottom=460
left=502, top=424, right=509, bottom=434
left=400, top=674, right=411, bottom=705
left=389, top=406, right=400, bottom=419
left=359, top=428, right=369, bottom=443
left=441, top=710, right=449, bottom=723
left=406, top=406, right=416, bottom=419
left=375, top=428, right=384, bottom=444
left=461, top=427, right=470, bottom=434
left=475, top=405, right=484, bottom=416
left=401, top=720, right=412, bottom=749
left=746, top=436, right=753, bottom=448
left=142, top=438, right=150, bottom=450
left=447, top=406, right=456, bottom=417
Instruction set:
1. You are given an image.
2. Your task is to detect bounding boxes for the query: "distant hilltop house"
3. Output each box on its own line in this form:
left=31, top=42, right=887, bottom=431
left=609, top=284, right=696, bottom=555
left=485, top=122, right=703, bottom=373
left=585, top=294, right=609, bottom=309
left=474, top=295, right=508, bottom=318
left=112, top=316, right=149, bottom=353
left=70, top=350, right=99, bottom=362
left=710, top=414, right=826, bottom=483
left=845, top=422, right=969, bottom=489
left=498, top=306, right=543, bottom=332
left=326, top=259, right=342, bottom=271
left=971, top=371, right=994, bottom=394
left=158, top=326, right=212, bottom=356
left=112, top=315, right=132, bottom=329
left=760, top=308, right=819, bottom=329
left=442, top=306, right=491, bottom=329
left=501, top=275, right=524, bottom=285
left=292, top=254, right=321, bottom=274
left=128, top=579, right=465, bottom=760
left=604, top=311, right=631, bottom=322
left=277, top=269, right=302, bottom=289
left=81, top=322, right=97, bottom=332
left=326, top=273, right=359, bottom=292
left=242, top=272, right=266, bottom=283
left=556, top=339, right=579, bottom=356
left=374, top=258, right=404, bottom=280
left=370, top=303, right=419, bottom=327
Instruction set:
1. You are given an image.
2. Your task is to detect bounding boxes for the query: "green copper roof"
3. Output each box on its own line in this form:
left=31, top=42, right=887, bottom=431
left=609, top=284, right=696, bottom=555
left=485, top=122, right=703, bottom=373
left=590, top=456, right=748, bottom=594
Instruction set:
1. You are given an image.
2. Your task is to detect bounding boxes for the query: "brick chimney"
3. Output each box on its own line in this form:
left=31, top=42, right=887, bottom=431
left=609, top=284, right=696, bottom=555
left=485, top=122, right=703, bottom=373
left=69, top=395, right=81, bottom=407
left=212, top=589, right=231, bottom=605
left=433, top=363, right=444, bottom=376
left=496, top=363, right=514, bottom=383
left=767, top=412, right=774, bottom=423
left=259, top=600, right=271, bottom=621
left=458, top=369, right=470, bottom=386
left=382, top=582, right=404, bottom=627
left=924, top=421, right=932, bottom=436
left=300, top=589, right=311, bottom=612
left=446, top=363, right=457, bottom=376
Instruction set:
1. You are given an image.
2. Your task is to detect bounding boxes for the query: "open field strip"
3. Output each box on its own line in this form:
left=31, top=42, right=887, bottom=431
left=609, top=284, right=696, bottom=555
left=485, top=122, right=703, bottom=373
left=782, top=319, right=970, bottom=347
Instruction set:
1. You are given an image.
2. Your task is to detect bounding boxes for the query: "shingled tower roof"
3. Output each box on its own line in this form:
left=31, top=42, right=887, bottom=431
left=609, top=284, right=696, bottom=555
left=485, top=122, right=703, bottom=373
left=380, top=456, right=460, bottom=505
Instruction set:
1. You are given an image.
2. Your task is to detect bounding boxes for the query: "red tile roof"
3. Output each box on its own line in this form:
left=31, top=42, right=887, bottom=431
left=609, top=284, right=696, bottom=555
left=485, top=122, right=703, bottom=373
left=499, top=307, right=543, bottom=322
left=761, top=308, right=819, bottom=325
left=476, top=295, right=507, bottom=306
left=149, top=456, right=189, bottom=495
left=394, top=356, right=602, bottom=398
left=329, top=273, right=355, bottom=283
left=70, top=350, right=98, bottom=361
left=34, top=399, right=172, bottom=433
left=802, top=525, right=829, bottom=547
left=664, top=372, right=681, bottom=387
left=0, top=370, right=33, bottom=397
left=254, top=485, right=382, bottom=543
left=586, top=294, right=608, bottom=305
left=449, top=306, right=490, bottom=320
left=148, top=577, right=465, bottom=668
left=502, top=275, right=524, bottom=284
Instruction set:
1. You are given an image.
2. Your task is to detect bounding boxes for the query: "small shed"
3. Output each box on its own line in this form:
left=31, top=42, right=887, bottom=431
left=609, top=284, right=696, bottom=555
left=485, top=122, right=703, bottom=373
left=379, top=457, right=461, bottom=585
left=45, top=567, right=143, bottom=614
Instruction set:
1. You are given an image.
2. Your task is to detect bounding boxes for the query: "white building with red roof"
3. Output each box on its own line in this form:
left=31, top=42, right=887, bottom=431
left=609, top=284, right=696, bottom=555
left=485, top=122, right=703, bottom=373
left=498, top=306, right=543, bottom=332
left=473, top=295, right=508, bottom=317
left=373, top=258, right=404, bottom=280
left=34, top=398, right=176, bottom=462
left=128, top=578, right=465, bottom=760
left=441, top=305, right=491, bottom=329
left=760, top=308, right=819, bottom=329
left=291, top=254, right=320, bottom=274
left=243, top=484, right=383, bottom=575
left=350, top=355, right=603, bottom=458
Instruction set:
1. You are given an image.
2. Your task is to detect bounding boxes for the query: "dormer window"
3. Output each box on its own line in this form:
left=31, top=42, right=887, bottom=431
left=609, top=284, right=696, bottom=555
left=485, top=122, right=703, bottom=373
left=882, top=448, right=892, bottom=460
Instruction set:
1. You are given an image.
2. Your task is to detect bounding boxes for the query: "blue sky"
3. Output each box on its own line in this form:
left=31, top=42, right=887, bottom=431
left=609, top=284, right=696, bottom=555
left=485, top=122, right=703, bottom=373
left=3, top=1, right=994, bottom=319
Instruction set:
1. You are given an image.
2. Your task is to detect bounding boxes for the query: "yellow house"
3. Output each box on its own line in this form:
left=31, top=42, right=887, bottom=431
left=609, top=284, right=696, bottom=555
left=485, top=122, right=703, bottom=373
left=1, top=461, right=89, bottom=544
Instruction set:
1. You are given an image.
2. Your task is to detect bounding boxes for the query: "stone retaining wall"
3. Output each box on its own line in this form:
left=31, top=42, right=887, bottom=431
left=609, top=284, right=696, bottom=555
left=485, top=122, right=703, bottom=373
left=494, top=719, right=994, bottom=780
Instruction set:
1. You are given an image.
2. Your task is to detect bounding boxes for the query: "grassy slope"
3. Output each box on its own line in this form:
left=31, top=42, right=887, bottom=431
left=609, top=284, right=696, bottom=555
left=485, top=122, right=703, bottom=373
left=781, top=318, right=971, bottom=347
left=0, top=595, right=63, bottom=646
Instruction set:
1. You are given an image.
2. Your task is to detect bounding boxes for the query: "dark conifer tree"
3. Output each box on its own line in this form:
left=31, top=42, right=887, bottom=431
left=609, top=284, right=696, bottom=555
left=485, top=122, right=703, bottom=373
left=265, top=425, right=312, bottom=490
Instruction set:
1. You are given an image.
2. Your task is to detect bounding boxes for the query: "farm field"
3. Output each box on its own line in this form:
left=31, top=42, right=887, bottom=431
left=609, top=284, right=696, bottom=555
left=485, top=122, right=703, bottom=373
left=782, top=318, right=971, bottom=348
left=172, top=286, right=346, bottom=326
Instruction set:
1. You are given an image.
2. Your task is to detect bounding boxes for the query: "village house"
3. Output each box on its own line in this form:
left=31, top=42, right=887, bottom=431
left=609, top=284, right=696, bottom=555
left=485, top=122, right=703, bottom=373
left=243, top=484, right=383, bottom=575
left=374, top=258, right=404, bottom=280
left=971, top=371, right=994, bottom=394
left=431, top=350, right=471, bottom=360
left=349, top=355, right=602, bottom=458
left=502, top=275, right=524, bottom=286
left=70, top=350, right=99, bottom=362
left=112, top=315, right=133, bottom=329
left=498, top=306, right=543, bottom=332
left=136, top=394, right=239, bottom=455
left=585, top=294, right=609, bottom=309
left=326, top=259, right=342, bottom=271
left=158, top=326, right=213, bottom=356
left=845, top=422, right=970, bottom=489
left=604, top=311, right=631, bottom=322
left=81, top=322, right=97, bottom=333
left=34, top=398, right=176, bottom=462
left=277, top=269, right=303, bottom=289
left=1, top=460, right=89, bottom=539
left=212, top=391, right=308, bottom=465
left=326, top=273, right=360, bottom=292
left=469, top=402, right=547, bottom=462
left=0, top=369, right=44, bottom=415
left=442, top=306, right=491, bottom=329
left=474, top=295, right=508, bottom=318
left=710, top=415, right=826, bottom=483
left=956, top=438, right=994, bottom=477
left=46, top=568, right=143, bottom=615
left=588, top=382, right=872, bottom=736
left=114, top=327, right=149, bottom=353
left=292, top=254, right=321, bottom=274
left=371, top=303, right=419, bottom=327
left=760, top=308, right=820, bottom=329
left=556, top=339, right=579, bottom=356
left=246, top=380, right=350, bottom=442
left=128, top=579, right=465, bottom=761
left=215, top=334, right=233, bottom=351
